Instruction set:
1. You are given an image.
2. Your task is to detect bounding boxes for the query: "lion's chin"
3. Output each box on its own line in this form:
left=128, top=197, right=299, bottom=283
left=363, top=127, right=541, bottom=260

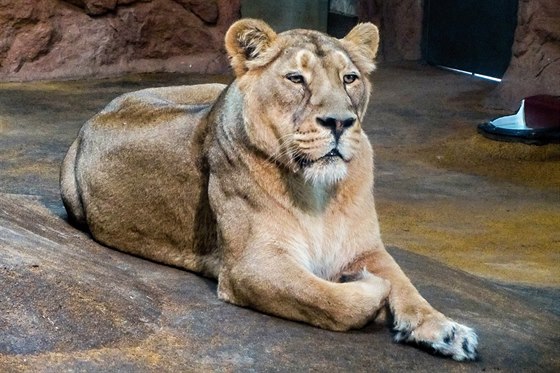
left=302, top=158, right=348, bottom=186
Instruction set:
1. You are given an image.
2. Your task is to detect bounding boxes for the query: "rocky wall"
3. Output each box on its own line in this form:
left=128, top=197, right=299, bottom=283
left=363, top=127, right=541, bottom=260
left=358, top=0, right=423, bottom=62
left=1, top=0, right=557, bottom=112
left=0, top=0, right=241, bottom=82
left=487, top=0, right=560, bottom=110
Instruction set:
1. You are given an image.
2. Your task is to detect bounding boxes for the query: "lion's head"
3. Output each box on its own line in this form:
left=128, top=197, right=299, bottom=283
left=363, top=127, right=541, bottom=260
left=225, top=19, right=379, bottom=186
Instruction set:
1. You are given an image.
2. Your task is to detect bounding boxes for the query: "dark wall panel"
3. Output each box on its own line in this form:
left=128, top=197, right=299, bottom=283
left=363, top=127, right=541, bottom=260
left=423, top=0, right=518, bottom=78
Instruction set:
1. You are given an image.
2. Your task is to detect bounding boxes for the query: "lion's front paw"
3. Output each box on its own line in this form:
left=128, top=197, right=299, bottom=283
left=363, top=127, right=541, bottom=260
left=394, top=314, right=478, bottom=361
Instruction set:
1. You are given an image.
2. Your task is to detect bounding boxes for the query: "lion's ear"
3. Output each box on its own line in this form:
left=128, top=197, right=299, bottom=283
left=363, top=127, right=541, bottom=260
left=225, top=19, right=277, bottom=77
left=342, top=23, right=380, bottom=73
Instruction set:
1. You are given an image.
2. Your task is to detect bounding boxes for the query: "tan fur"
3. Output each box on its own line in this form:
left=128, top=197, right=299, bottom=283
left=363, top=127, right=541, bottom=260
left=61, top=20, right=478, bottom=360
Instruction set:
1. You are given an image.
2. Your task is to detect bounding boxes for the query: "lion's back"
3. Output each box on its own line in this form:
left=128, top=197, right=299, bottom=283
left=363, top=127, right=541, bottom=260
left=89, top=83, right=226, bottom=131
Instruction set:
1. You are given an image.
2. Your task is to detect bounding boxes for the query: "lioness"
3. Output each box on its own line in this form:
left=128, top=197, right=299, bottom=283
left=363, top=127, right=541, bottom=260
left=61, top=19, right=478, bottom=360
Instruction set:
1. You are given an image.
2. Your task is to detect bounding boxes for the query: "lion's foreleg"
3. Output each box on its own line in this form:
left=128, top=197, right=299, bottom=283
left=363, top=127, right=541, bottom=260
left=347, top=248, right=478, bottom=361
left=217, top=250, right=390, bottom=332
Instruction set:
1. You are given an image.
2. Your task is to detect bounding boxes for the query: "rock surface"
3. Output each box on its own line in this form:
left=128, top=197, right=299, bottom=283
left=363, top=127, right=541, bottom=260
left=1, top=194, right=558, bottom=371
left=0, top=0, right=240, bottom=81
left=487, top=0, right=560, bottom=109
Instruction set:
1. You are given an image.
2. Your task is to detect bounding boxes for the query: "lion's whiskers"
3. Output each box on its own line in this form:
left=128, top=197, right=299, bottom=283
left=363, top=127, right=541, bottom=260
left=267, top=134, right=298, bottom=166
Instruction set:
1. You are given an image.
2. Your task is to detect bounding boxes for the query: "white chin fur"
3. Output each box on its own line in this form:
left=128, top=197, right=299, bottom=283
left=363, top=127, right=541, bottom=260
left=303, top=161, right=348, bottom=186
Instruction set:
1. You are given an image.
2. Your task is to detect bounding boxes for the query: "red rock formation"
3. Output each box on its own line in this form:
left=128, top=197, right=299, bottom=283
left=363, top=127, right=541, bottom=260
left=0, top=0, right=240, bottom=81
left=487, top=0, right=560, bottom=110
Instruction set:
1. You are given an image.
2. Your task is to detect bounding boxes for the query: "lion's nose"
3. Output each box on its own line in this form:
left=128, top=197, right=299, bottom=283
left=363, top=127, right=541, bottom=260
left=316, top=115, right=356, bottom=141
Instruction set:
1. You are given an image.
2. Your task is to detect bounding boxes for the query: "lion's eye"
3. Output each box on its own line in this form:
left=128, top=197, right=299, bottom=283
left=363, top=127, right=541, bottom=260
left=343, top=74, right=358, bottom=84
left=286, top=74, right=305, bottom=84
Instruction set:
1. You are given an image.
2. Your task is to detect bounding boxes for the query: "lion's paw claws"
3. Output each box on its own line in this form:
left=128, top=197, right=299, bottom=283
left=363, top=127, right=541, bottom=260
left=394, top=318, right=478, bottom=361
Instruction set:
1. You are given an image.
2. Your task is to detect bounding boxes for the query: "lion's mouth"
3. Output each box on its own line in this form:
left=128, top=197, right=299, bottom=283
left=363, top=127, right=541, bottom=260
left=324, top=148, right=343, bottom=158
left=295, top=148, right=344, bottom=168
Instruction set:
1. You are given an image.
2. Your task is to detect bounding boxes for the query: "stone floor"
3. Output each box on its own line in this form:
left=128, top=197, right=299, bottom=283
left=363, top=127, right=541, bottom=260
left=1, top=63, right=559, bottom=371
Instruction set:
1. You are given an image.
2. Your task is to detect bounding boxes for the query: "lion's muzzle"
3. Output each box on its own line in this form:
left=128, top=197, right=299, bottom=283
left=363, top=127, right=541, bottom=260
left=316, top=114, right=357, bottom=142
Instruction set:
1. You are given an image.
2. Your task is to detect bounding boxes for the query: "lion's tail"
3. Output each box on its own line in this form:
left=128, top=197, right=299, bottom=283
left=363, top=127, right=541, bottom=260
left=60, top=138, right=87, bottom=227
